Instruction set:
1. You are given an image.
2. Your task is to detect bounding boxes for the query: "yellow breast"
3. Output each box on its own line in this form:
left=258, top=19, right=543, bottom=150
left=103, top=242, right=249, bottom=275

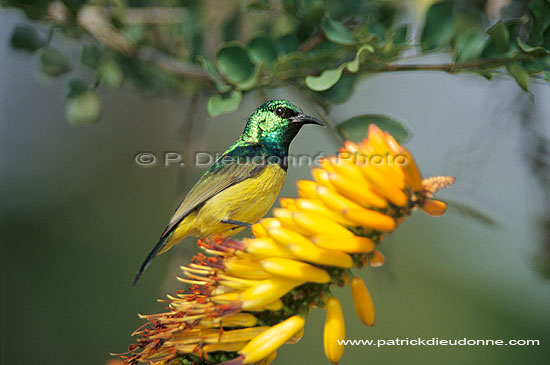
left=195, top=163, right=286, bottom=236
left=166, top=163, right=287, bottom=248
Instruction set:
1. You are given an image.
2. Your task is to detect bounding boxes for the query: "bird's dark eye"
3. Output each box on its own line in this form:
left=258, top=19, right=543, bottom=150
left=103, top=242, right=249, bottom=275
left=274, top=106, right=292, bottom=118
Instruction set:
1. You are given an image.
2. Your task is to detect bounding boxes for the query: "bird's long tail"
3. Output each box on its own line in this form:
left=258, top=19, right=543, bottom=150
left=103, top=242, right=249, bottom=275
left=132, top=235, right=169, bottom=286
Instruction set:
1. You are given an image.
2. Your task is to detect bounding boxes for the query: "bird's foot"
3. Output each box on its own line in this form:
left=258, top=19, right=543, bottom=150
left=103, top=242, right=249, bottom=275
left=221, top=219, right=252, bottom=229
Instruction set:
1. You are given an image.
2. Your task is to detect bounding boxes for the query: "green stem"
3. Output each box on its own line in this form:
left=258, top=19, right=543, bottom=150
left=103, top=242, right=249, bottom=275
left=370, top=55, right=533, bottom=74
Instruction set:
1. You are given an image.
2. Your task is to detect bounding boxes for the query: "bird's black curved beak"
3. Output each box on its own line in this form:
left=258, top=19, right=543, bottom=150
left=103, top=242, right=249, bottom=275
left=291, top=113, right=324, bottom=126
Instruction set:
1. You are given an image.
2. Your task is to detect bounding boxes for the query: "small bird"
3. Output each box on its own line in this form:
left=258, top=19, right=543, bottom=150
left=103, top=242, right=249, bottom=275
left=133, top=99, right=322, bottom=285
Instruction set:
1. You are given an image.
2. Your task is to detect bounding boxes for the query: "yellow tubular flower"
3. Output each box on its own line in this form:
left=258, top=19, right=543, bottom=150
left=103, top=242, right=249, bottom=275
left=207, top=327, right=270, bottom=344
left=286, top=328, right=305, bottom=344
left=399, top=147, right=423, bottom=191
left=273, top=208, right=315, bottom=236
left=290, top=210, right=355, bottom=237
left=242, top=237, right=296, bottom=259
left=350, top=277, right=375, bottom=327
left=293, top=198, right=357, bottom=226
left=327, top=170, right=388, bottom=208
left=239, top=315, right=305, bottom=364
left=287, top=241, right=354, bottom=268
left=123, top=126, right=455, bottom=365
left=260, top=257, right=331, bottom=283
left=342, top=206, right=396, bottom=232
left=224, top=256, right=271, bottom=279
left=265, top=226, right=353, bottom=268
left=328, top=155, right=365, bottom=184
left=312, top=167, right=337, bottom=190
left=369, top=249, right=386, bottom=267
left=421, top=198, right=447, bottom=216
left=241, top=278, right=304, bottom=310
left=201, top=313, right=258, bottom=328
left=313, top=184, right=396, bottom=231
left=296, top=179, right=320, bottom=199
left=278, top=197, right=294, bottom=208
left=251, top=222, right=269, bottom=237
left=261, top=299, right=283, bottom=311
left=258, top=351, right=278, bottom=365
left=324, top=297, right=346, bottom=364
left=330, top=159, right=394, bottom=208
left=202, top=342, right=248, bottom=353
left=367, top=124, right=392, bottom=153
left=218, top=274, right=258, bottom=290
left=360, top=164, right=408, bottom=207
left=312, top=234, right=375, bottom=253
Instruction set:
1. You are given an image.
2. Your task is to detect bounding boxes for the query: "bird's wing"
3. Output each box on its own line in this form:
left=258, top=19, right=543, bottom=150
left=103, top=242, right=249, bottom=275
left=132, top=158, right=268, bottom=286
left=160, top=159, right=267, bottom=239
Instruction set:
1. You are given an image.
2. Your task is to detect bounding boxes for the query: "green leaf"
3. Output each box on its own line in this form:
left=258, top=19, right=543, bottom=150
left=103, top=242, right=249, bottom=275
left=65, top=91, right=103, bottom=125
left=482, top=19, right=526, bottom=58
left=123, top=25, right=144, bottom=44
left=271, top=52, right=303, bottom=76
left=522, top=59, right=545, bottom=74
left=282, top=0, right=298, bottom=13
left=248, top=37, right=277, bottom=66
left=38, top=48, right=71, bottom=77
left=517, top=38, right=550, bottom=56
left=198, top=56, right=231, bottom=93
left=222, top=11, right=242, bottom=42
left=528, top=0, right=550, bottom=46
left=66, top=78, right=89, bottom=99
left=304, top=65, right=344, bottom=91
left=420, top=1, right=455, bottom=51
left=10, top=25, right=45, bottom=52
left=246, top=0, right=270, bottom=10
left=445, top=200, right=499, bottom=227
left=454, top=29, right=485, bottom=63
left=215, top=43, right=255, bottom=84
left=271, top=14, right=299, bottom=38
left=315, top=73, right=357, bottom=104
left=392, top=24, right=408, bottom=46
left=483, top=21, right=510, bottom=56
left=207, top=91, right=242, bottom=117
left=338, top=114, right=410, bottom=143
left=506, top=62, right=530, bottom=92
left=61, top=26, right=83, bottom=40
left=345, top=44, right=374, bottom=73
left=274, top=35, right=300, bottom=54
left=99, top=60, right=124, bottom=90
left=299, top=0, right=325, bottom=20
left=82, top=44, right=103, bottom=69
left=235, top=63, right=262, bottom=91
left=476, top=70, right=494, bottom=80
left=321, top=14, right=356, bottom=45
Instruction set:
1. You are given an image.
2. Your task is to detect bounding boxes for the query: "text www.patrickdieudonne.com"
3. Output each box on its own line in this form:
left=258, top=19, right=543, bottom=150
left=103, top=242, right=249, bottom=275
left=338, top=338, right=540, bottom=347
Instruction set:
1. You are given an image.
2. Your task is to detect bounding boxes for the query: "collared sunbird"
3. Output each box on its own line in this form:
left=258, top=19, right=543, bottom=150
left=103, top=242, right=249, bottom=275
left=133, top=100, right=323, bottom=285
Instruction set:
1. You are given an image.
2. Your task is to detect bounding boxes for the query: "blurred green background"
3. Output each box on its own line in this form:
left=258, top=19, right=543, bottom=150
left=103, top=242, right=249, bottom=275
left=1, top=6, right=550, bottom=365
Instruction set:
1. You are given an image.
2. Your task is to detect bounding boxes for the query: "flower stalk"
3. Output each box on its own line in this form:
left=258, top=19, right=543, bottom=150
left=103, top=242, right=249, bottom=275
left=120, top=125, right=455, bottom=364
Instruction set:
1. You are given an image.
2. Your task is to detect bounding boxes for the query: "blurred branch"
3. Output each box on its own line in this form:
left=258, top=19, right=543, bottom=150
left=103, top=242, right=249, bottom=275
left=299, top=31, right=326, bottom=53
left=77, top=5, right=211, bottom=82
left=77, top=6, right=133, bottom=53
left=123, top=7, right=187, bottom=25
left=299, top=18, right=357, bottom=52
left=76, top=6, right=539, bottom=91
left=8, top=0, right=548, bottom=121
left=372, top=56, right=533, bottom=74
left=136, top=48, right=212, bottom=82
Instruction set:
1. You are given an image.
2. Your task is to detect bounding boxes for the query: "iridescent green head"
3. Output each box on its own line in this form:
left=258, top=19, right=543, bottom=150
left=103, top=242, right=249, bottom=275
left=241, top=99, right=323, bottom=156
